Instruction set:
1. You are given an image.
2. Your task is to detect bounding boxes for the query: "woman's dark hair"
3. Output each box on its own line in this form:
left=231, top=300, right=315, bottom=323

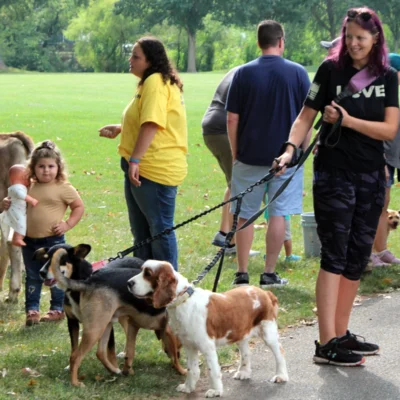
left=327, top=7, right=388, bottom=76
left=136, top=37, right=183, bottom=91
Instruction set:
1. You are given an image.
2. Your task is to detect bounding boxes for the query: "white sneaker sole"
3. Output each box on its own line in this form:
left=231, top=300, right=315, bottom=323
left=313, top=355, right=365, bottom=366
left=260, top=283, right=288, bottom=289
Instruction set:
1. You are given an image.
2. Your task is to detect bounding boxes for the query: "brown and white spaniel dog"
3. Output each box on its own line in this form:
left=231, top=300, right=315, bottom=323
left=127, top=260, right=288, bottom=398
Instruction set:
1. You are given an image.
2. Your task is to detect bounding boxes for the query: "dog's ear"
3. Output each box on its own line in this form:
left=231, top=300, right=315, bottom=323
left=73, top=244, right=91, bottom=259
left=152, top=264, right=177, bottom=309
left=33, top=247, right=49, bottom=261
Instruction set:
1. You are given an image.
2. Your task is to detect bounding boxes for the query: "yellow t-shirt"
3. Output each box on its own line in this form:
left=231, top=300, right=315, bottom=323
left=118, top=73, right=188, bottom=186
left=26, top=181, right=81, bottom=238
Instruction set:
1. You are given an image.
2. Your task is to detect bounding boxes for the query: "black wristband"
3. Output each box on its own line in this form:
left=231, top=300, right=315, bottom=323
left=285, top=141, right=297, bottom=152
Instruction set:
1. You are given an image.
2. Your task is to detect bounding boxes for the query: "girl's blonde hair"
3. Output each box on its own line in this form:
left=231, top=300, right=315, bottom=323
left=26, top=140, right=67, bottom=182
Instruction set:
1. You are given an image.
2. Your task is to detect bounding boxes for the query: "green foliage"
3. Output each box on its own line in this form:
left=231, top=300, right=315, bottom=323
left=284, top=22, right=326, bottom=67
left=0, top=0, right=83, bottom=71
left=1, top=0, right=400, bottom=72
left=369, top=0, right=400, bottom=52
left=65, top=0, right=142, bottom=72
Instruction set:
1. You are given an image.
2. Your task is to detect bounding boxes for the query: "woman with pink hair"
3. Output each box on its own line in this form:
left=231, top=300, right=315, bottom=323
left=277, top=7, right=399, bottom=366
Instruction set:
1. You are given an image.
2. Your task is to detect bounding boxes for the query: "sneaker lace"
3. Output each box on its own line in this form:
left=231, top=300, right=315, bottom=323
left=348, top=331, right=366, bottom=343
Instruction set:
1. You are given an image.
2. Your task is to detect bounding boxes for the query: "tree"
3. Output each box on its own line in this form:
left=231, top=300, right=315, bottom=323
left=66, top=0, right=141, bottom=72
left=0, top=0, right=87, bottom=71
left=115, top=0, right=218, bottom=72
left=370, top=0, right=400, bottom=52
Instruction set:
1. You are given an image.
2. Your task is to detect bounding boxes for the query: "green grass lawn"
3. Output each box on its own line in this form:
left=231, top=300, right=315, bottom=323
left=1, top=72, right=400, bottom=399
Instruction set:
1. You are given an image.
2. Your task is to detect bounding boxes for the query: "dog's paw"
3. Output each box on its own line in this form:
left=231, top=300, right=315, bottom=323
left=205, top=389, right=223, bottom=398
left=122, top=367, right=134, bottom=376
left=270, top=374, right=289, bottom=383
left=176, top=383, right=193, bottom=393
left=117, top=351, right=126, bottom=359
left=4, top=296, right=18, bottom=304
left=233, top=370, right=251, bottom=380
left=72, top=381, right=86, bottom=388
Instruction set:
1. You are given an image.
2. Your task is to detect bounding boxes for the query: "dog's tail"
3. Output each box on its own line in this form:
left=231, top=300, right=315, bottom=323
left=51, top=248, right=91, bottom=292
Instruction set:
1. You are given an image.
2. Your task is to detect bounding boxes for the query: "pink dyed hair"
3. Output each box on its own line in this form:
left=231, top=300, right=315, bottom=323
left=326, top=7, right=389, bottom=76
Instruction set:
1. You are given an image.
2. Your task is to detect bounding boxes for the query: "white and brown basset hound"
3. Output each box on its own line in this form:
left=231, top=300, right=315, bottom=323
left=127, top=260, right=288, bottom=398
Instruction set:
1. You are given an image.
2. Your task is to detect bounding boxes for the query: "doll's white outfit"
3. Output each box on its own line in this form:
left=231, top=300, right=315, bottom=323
left=0, top=184, right=28, bottom=235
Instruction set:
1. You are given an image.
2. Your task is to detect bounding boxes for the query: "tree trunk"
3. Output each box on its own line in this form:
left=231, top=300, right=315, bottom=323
left=0, top=54, right=6, bottom=70
left=186, top=30, right=197, bottom=73
left=326, top=0, right=336, bottom=40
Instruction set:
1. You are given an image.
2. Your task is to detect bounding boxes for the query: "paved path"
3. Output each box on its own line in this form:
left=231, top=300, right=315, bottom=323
left=183, top=290, right=400, bottom=400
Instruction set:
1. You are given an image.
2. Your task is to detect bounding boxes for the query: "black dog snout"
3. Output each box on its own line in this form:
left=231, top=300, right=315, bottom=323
left=39, top=266, right=48, bottom=280
left=127, top=280, right=135, bottom=290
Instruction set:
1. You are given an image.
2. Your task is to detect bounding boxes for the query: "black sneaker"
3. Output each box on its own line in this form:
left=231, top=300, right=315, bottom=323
left=232, top=272, right=249, bottom=286
left=313, top=338, right=365, bottom=366
left=260, top=272, right=288, bottom=288
left=338, top=330, right=379, bottom=355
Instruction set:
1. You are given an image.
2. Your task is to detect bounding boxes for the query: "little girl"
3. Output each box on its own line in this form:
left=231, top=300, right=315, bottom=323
left=3, top=140, right=84, bottom=326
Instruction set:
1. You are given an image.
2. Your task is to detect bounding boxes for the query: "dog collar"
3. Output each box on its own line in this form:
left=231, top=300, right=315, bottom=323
left=168, top=286, right=195, bottom=308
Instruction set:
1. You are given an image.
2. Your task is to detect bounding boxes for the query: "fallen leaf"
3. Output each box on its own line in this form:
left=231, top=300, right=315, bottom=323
left=28, top=379, right=37, bottom=386
left=21, top=368, right=31, bottom=374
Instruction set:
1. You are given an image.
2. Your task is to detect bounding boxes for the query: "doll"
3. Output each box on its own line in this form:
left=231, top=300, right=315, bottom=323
left=0, top=164, right=38, bottom=246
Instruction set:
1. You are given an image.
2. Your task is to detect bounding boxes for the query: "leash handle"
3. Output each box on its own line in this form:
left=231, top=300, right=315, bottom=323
left=323, top=106, right=343, bottom=148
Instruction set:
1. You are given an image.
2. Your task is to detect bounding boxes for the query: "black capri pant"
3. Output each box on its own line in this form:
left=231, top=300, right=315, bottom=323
left=313, top=165, right=385, bottom=280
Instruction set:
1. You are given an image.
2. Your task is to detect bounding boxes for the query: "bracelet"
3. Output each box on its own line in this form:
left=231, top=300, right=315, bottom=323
left=129, top=157, right=140, bottom=164
left=284, top=141, right=297, bottom=153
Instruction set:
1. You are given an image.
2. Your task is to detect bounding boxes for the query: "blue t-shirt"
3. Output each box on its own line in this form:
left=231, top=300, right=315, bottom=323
left=226, top=55, right=310, bottom=166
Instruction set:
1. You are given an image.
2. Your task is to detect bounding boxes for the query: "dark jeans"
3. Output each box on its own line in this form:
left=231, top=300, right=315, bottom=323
left=22, top=235, right=66, bottom=312
left=121, top=158, right=178, bottom=270
left=313, top=166, right=385, bottom=280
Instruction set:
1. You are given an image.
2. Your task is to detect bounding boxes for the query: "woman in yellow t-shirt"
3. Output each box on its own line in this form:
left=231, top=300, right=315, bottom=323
left=99, top=37, right=188, bottom=270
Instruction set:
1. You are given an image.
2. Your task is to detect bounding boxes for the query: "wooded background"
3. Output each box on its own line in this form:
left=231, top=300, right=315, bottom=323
left=0, top=0, right=399, bottom=73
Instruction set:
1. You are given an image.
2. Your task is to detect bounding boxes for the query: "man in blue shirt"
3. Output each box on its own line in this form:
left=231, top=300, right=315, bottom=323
left=226, top=20, right=310, bottom=287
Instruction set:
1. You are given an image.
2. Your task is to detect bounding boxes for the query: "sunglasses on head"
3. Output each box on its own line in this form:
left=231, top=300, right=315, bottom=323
left=347, top=9, right=372, bottom=22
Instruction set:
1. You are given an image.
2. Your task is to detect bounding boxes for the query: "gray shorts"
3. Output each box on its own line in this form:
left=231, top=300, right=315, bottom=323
left=203, top=134, right=232, bottom=186
left=230, top=160, right=303, bottom=219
